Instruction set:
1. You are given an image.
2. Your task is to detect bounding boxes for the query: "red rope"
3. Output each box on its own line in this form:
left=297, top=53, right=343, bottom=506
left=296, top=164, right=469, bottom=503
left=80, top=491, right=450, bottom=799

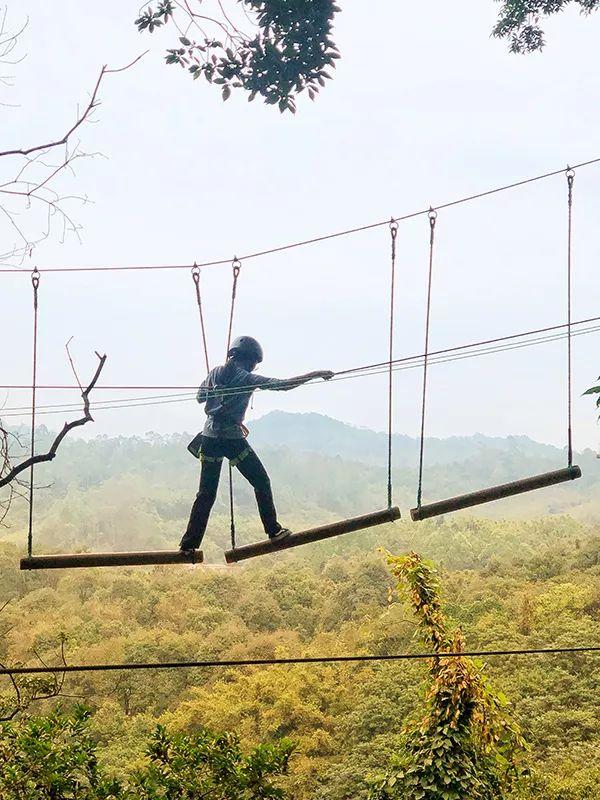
left=566, top=168, right=575, bottom=466
left=226, top=258, right=241, bottom=355
left=226, top=258, right=242, bottom=550
left=191, top=264, right=210, bottom=374
left=2, top=157, right=599, bottom=275
left=387, top=220, right=398, bottom=508
left=416, top=211, right=437, bottom=508
left=28, top=268, right=40, bottom=558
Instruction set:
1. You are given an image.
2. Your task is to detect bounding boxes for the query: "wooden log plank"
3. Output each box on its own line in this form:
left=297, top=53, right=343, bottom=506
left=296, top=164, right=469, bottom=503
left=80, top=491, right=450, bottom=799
left=410, top=465, right=582, bottom=522
left=20, top=550, right=204, bottom=570
left=225, top=507, right=401, bottom=564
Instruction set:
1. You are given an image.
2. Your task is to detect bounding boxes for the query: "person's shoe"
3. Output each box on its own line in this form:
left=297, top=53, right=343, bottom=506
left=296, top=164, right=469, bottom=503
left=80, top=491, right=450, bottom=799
left=269, top=527, right=291, bottom=542
left=179, top=547, right=197, bottom=557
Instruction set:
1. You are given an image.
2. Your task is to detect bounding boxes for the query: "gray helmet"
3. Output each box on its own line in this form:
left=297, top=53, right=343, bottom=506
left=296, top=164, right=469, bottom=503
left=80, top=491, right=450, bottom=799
left=228, top=336, right=263, bottom=363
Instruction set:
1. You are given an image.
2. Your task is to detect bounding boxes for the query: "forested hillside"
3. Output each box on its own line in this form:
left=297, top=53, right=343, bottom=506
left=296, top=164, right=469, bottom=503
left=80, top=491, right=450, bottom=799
left=0, top=517, right=599, bottom=798
left=3, top=412, right=599, bottom=561
left=1, top=415, right=599, bottom=798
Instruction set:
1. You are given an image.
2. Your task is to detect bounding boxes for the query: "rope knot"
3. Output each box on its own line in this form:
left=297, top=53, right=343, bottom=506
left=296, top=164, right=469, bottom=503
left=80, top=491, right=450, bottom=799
left=191, top=263, right=200, bottom=286
left=31, top=267, right=40, bottom=291
left=232, top=256, right=241, bottom=278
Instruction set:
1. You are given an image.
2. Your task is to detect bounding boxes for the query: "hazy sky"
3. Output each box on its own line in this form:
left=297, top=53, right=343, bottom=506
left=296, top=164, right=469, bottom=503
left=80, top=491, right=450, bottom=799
left=2, top=1, right=599, bottom=450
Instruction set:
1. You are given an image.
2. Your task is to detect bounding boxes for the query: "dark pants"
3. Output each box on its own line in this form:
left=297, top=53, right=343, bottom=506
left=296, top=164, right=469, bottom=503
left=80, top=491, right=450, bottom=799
left=180, top=437, right=280, bottom=549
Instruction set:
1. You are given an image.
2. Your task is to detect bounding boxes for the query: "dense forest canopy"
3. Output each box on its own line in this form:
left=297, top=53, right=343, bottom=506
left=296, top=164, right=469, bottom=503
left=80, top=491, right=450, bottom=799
left=0, top=416, right=599, bottom=798
left=0, top=417, right=600, bottom=800
left=0, top=516, right=599, bottom=797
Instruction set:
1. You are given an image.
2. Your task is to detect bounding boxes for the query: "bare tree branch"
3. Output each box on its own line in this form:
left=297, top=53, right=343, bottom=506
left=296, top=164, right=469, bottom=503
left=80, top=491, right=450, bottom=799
left=104, top=49, right=149, bottom=75
left=65, top=337, right=83, bottom=393
left=0, top=642, right=69, bottom=722
left=0, top=352, right=107, bottom=490
left=1, top=7, right=147, bottom=266
left=0, top=52, right=147, bottom=159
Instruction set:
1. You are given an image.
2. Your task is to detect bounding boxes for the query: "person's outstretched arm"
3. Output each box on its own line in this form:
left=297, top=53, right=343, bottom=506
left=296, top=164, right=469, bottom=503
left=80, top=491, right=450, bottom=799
left=259, top=370, right=334, bottom=392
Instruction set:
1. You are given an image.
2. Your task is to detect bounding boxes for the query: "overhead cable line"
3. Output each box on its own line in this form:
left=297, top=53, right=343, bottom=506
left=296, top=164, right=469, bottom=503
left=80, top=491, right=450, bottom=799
left=2, top=645, right=599, bottom=677
left=1, top=156, right=600, bottom=275
left=334, top=313, right=600, bottom=379
left=1, top=321, right=599, bottom=419
left=2, top=313, right=599, bottom=394
left=0, top=325, right=600, bottom=417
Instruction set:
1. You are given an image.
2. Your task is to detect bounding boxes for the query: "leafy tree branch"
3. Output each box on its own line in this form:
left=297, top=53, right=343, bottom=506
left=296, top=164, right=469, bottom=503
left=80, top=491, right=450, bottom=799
left=0, top=709, right=293, bottom=799
left=493, top=0, right=600, bottom=53
left=135, top=0, right=340, bottom=113
left=583, top=376, right=600, bottom=420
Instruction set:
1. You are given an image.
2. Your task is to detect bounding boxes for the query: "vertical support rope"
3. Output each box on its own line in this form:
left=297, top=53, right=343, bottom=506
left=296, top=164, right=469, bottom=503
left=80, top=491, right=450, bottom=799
left=566, top=168, right=575, bottom=467
left=416, top=210, right=437, bottom=508
left=226, top=257, right=242, bottom=550
left=191, top=263, right=210, bottom=374
left=226, top=258, right=241, bottom=355
left=28, top=268, right=40, bottom=558
left=387, top=220, right=398, bottom=509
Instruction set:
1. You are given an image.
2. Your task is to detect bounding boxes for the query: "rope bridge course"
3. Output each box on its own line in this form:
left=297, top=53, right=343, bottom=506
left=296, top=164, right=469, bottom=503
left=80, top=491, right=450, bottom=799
left=3, top=158, right=595, bottom=568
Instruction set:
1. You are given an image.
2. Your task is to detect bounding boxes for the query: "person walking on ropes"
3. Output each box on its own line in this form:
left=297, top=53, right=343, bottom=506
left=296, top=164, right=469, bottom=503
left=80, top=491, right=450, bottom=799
left=179, top=336, right=334, bottom=554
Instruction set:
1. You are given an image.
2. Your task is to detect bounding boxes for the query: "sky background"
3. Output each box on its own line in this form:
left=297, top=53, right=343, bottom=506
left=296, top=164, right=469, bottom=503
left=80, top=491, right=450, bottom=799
left=1, top=1, right=599, bottom=449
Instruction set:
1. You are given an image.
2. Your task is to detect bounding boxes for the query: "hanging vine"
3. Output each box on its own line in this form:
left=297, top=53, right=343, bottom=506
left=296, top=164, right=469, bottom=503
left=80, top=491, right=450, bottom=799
left=368, top=552, right=529, bottom=800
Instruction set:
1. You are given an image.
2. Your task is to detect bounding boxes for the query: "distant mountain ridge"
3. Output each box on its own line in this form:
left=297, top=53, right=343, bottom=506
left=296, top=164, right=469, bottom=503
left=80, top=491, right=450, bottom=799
left=5, top=413, right=598, bottom=533
left=2, top=412, right=599, bottom=560
left=248, top=411, right=572, bottom=467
